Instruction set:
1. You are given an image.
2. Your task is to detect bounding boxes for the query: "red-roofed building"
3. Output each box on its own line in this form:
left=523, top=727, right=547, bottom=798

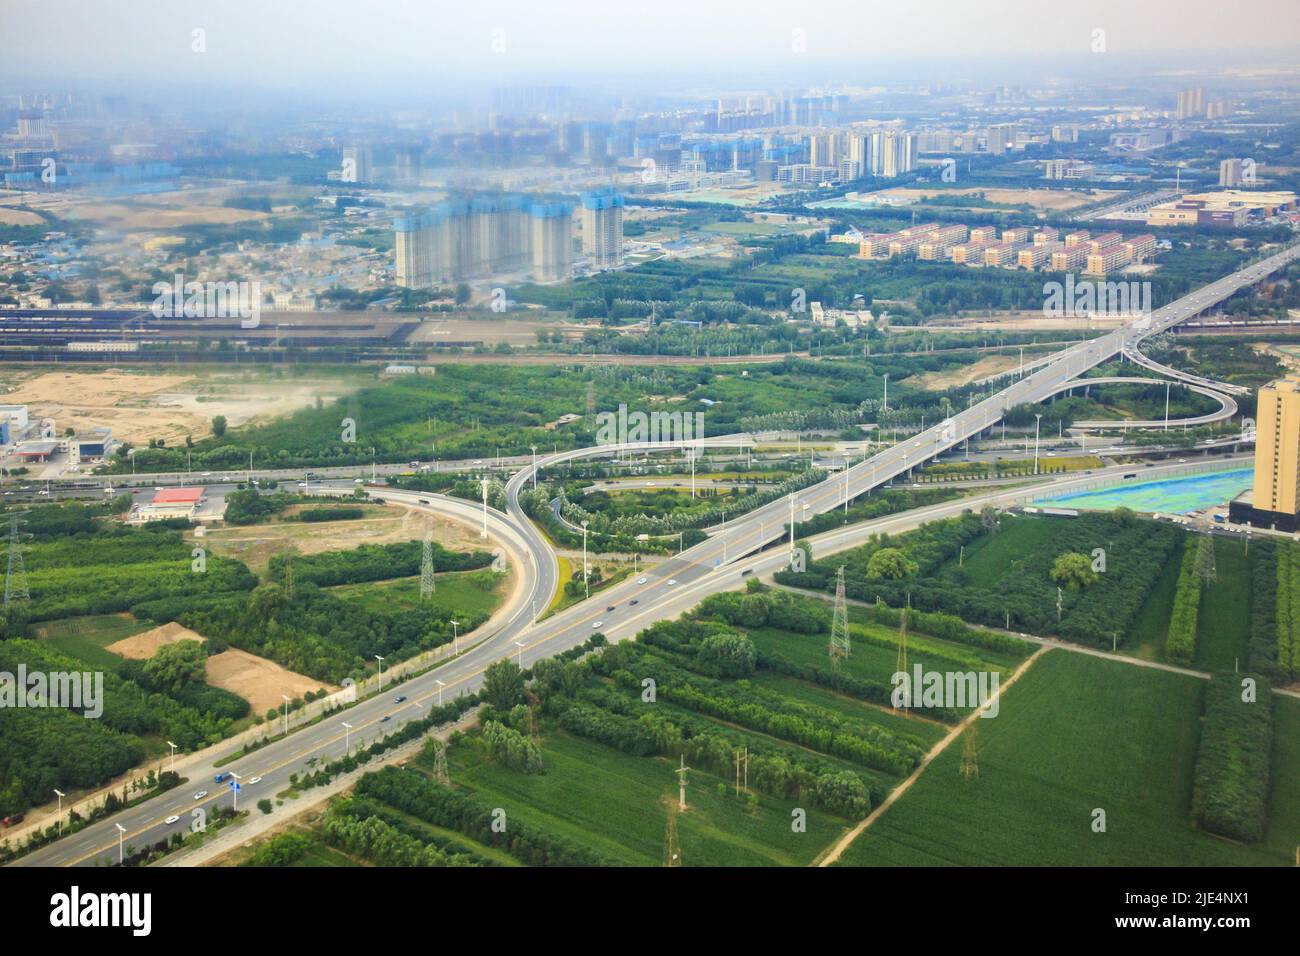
left=132, top=486, right=206, bottom=523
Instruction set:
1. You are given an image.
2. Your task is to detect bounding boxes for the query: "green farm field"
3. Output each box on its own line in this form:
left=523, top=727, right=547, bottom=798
left=446, top=727, right=849, bottom=866
left=329, top=569, right=508, bottom=622
left=33, top=613, right=149, bottom=669
left=832, top=650, right=1295, bottom=866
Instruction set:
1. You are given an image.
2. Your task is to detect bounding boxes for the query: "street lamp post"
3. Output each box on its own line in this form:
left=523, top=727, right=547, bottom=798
left=581, top=520, right=590, bottom=600
left=54, top=789, right=64, bottom=836
left=451, top=620, right=460, bottom=653
left=374, top=654, right=385, bottom=692
left=480, top=479, right=489, bottom=538
left=514, top=641, right=525, bottom=667
left=229, top=771, right=241, bottom=812
left=166, top=740, right=177, bottom=775
left=531, top=446, right=538, bottom=491
left=115, top=823, right=126, bottom=865
left=341, top=721, right=353, bottom=756
left=1033, top=414, right=1043, bottom=475
left=435, top=679, right=445, bottom=707
left=281, top=695, right=290, bottom=735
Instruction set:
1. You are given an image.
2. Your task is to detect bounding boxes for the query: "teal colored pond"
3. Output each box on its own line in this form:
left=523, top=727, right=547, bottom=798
left=1036, top=468, right=1253, bottom=515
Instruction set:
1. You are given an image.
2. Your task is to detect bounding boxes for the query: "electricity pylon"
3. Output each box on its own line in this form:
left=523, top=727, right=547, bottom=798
left=664, top=801, right=682, bottom=867
left=829, top=566, right=851, bottom=668
left=420, top=526, right=435, bottom=599
left=3, top=514, right=30, bottom=607
left=430, top=739, right=450, bottom=787
left=959, top=723, right=980, bottom=779
left=1196, top=526, right=1216, bottom=584
left=894, top=598, right=910, bottom=713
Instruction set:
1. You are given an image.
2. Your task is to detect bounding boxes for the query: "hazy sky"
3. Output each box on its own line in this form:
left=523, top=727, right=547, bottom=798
left=4, top=0, right=1300, bottom=94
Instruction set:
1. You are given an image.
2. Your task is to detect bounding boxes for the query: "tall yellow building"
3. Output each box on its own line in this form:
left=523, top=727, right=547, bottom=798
left=1251, top=376, right=1300, bottom=520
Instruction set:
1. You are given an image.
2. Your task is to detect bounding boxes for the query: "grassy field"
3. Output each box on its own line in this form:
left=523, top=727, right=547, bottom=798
left=1264, top=695, right=1300, bottom=860
left=954, top=517, right=1060, bottom=590
left=833, top=650, right=1291, bottom=866
left=1194, top=536, right=1251, bottom=672
left=1124, top=537, right=1185, bottom=661
left=446, top=728, right=849, bottom=866
left=33, top=613, right=148, bottom=669
left=329, top=570, right=507, bottom=622
left=751, top=617, right=1026, bottom=695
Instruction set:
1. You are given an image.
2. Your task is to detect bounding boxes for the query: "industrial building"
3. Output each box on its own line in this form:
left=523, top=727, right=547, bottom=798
left=1145, top=190, right=1297, bottom=228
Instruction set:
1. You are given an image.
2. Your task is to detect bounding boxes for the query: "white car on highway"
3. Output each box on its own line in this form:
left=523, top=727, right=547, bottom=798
left=248, top=776, right=262, bottom=785
left=193, top=791, right=208, bottom=800
left=636, top=577, right=647, bottom=585
left=165, top=815, right=180, bottom=825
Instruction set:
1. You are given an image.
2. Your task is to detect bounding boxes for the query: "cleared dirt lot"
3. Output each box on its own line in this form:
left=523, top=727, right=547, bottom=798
left=108, top=621, right=330, bottom=712
left=912, top=354, right=1022, bottom=389
left=872, top=186, right=1122, bottom=212
left=196, top=503, right=485, bottom=577
left=0, top=367, right=359, bottom=445
left=0, top=206, right=45, bottom=226
left=205, top=648, right=331, bottom=713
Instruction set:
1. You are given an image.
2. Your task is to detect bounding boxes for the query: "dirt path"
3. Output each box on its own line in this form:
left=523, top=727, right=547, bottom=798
left=812, top=647, right=1047, bottom=868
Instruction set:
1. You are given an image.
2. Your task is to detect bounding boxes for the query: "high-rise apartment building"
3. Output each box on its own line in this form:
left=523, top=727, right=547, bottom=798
left=394, top=196, right=566, bottom=288
left=581, top=191, right=625, bottom=269
left=880, top=131, right=916, bottom=177
left=1238, top=376, right=1300, bottom=529
left=1219, top=158, right=1244, bottom=187
left=530, top=202, right=574, bottom=282
left=341, top=146, right=372, bottom=184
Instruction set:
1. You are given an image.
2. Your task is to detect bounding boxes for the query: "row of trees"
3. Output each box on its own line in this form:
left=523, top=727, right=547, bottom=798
left=1165, top=541, right=1204, bottom=665
left=1189, top=674, right=1274, bottom=843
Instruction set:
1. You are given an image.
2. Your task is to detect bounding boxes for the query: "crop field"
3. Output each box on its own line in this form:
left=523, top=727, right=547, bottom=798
left=833, top=651, right=1293, bottom=867
left=1194, top=537, right=1251, bottom=672
left=33, top=613, right=150, bottom=669
left=747, top=607, right=1029, bottom=699
left=445, top=729, right=847, bottom=866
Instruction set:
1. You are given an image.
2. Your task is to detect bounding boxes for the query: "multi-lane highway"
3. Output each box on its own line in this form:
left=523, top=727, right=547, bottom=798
left=12, top=242, right=1297, bottom=867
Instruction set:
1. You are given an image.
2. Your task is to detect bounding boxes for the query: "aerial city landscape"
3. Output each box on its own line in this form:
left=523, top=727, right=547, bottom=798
left=0, top=0, right=1298, bottom=920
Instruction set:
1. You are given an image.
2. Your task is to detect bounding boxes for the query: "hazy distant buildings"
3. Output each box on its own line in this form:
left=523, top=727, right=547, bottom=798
left=985, top=123, right=1018, bottom=154
left=395, top=196, right=570, bottom=288
left=1175, top=86, right=1206, bottom=119
left=580, top=190, right=625, bottom=269
left=342, top=146, right=373, bottom=184
left=1219, top=158, right=1245, bottom=187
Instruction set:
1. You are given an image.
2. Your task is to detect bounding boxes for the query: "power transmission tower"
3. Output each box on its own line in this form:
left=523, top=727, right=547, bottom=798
left=959, top=723, right=980, bottom=779
left=675, top=754, right=690, bottom=811
left=429, top=739, right=450, bottom=787
left=663, top=801, right=682, bottom=867
left=829, top=566, right=851, bottom=668
left=3, top=514, right=30, bottom=607
left=733, top=747, right=749, bottom=796
left=894, top=598, right=910, bottom=713
left=420, top=526, right=435, bottom=599
left=1195, top=527, right=1216, bottom=584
